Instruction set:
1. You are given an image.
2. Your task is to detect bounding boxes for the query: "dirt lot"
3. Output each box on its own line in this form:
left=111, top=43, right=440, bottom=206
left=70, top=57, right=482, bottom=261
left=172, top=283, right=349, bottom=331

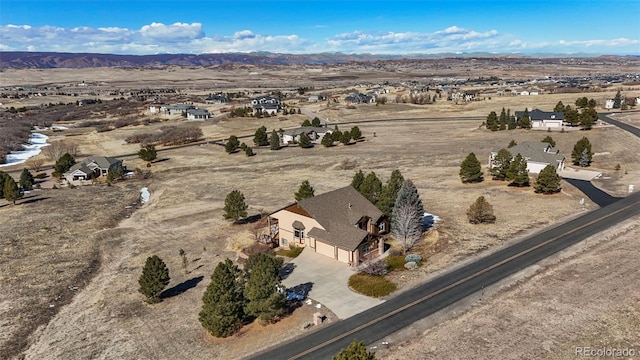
left=1, top=66, right=639, bottom=359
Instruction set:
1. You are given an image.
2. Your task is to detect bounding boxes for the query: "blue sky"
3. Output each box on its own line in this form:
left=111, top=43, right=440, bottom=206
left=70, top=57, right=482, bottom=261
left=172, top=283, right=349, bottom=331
left=0, top=0, right=638, bottom=55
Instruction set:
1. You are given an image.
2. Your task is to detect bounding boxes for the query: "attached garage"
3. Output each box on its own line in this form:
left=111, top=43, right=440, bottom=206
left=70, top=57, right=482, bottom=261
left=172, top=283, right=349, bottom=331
left=337, top=248, right=350, bottom=263
left=315, top=240, right=335, bottom=260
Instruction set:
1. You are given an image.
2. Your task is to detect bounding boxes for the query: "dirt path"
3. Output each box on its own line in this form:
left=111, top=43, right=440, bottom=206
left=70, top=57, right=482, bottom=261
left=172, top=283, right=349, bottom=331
left=378, top=217, right=640, bottom=359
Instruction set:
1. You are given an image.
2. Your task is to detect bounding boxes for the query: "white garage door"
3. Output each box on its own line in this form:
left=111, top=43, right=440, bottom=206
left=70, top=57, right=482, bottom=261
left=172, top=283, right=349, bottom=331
left=315, top=241, right=335, bottom=260
left=337, top=248, right=350, bottom=264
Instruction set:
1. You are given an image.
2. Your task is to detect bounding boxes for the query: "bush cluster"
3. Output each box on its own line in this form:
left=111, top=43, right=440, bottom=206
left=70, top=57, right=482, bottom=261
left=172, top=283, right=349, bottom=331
left=348, top=273, right=397, bottom=297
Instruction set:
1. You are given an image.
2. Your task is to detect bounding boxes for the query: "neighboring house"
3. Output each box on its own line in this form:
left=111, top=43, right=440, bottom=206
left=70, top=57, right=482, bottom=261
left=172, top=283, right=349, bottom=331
left=64, top=156, right=124, bottom=185
left=605, top=99, right=615, bottom=109
left=162, top=104, right=196, bottom=116
left=251, top=96, right=281, bottom=106
left=344, top=93, right=375, bottom=105
left=307, top=94, right=326, bottom=102
left=268, top=186, right=389, bottom=267
left=148, top=104, right=164, bottom=114
left=515, top=109, right=564, bottom=128
left=186, top=108, right=211, bottom=121
left=78, top=99, right=97, bottom=106
left=371, top=88, right=389, bottom=95
left=450, top=91, right=478, bottom=102
left=205, top=95, right=229, bottom=104
left=280, top=126, right=332, bottom=145
left=489, top=141, right=566, bottom=174
left=254, top=103, right=279, bottom=116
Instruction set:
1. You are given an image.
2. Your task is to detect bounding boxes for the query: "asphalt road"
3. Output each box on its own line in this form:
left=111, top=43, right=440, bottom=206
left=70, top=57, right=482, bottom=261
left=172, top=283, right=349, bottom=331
left=252, top=191, right=640, bottom=360
left=563, top=178, right=621, bottom=207
left=599, top=112, right=640, bottom=137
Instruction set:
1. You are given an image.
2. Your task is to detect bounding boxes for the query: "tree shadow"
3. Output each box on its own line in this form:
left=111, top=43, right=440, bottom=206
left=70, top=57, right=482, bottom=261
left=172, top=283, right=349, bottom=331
left=279, top=262, right=296, bottom=280
left=160, top=275, right=203, bottom=299
left=152, top=158, right=170, bottom=164
left=20, top=196, right=50, bottom=205
left=236, top=213, right=262, bottom=225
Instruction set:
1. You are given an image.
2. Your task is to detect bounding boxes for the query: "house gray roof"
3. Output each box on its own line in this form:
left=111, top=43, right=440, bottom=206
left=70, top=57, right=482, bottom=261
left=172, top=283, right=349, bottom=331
left=166, top=104, right=196, bottom=110
left=492, top=142, right=565, bottom=165
left=187, top=109, right=210, bottom=116
left=64, top=156, right=122, bottom=176
left=515, top=109, right=564, bottom=121
left=297, top=186, right=383, bottom=251
left=282, top=126, right=330, bottom=136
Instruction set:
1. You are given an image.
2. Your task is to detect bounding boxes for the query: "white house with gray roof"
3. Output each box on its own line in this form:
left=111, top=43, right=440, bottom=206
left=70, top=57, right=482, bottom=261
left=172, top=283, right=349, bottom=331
left=489, top=141, right=566, bottom=174
left=64, top=156, right=124, bottom=185
left=281, top=126, right=332, bottom=145
left=515, top=109, right=564, bottom=128
left=186, top=108, right=210, bottom=121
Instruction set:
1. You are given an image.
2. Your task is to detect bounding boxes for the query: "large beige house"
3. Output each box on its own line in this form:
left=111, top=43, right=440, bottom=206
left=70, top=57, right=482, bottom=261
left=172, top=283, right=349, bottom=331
left=269, top=186, right=388, bottom=267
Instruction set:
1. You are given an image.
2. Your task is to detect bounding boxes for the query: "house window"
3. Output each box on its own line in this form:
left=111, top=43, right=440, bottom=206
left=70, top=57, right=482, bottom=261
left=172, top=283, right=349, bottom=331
left=281, top=238, right=287, bottom=246
left=294, top=228, right=304, bottom=244
left=378, top=222, right=385, bottom=232
left=362, top=244, right=371, bottom=255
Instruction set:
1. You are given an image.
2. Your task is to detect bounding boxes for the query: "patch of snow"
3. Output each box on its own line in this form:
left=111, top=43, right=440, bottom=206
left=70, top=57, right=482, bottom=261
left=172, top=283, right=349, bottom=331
left=140, top=187, right=150, bottom=203
left=0, top=133, right=50, bottom=168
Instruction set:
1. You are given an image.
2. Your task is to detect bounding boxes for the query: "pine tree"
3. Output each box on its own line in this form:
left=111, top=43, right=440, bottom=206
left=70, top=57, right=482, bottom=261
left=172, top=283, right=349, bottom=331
left=564, top=106, right=580, bottom=126
left=253, top=126, right=268, bottom=146
left=507, top=153, right=530, bottom=186
left=541, top=136, right=556, bottom=147
left=459, top=153, right=484, bottom=183
left=507, top=111, right=517, bottom=130
left=0, top=171, right=10, bottom=198
left=394, top=179, right=424, bottom=218
left=244, top=253, right=286, bottom=324
left=392, top=200, right=422, bottom=254
left=377, top=169, right=405, bottom=216
left=534, top=165, right=562, bottom=194
left=311, top=117, right=322, bottom=127
left=333, top=340, right=377, bottom=360
left=554, top=101, right=565, bottom=113
left=298, top=134, right=312, bottom=148
left=321, top=133, right=334, bottom=147
left=613, top=90, right=622, bottom=109
left=498, top=108, right=507, bottom=130
left=351, top=170, right=365, bottom=192
left=508, top=140, right=517, bottom=148
left=244, top=146, right=255, bottom=157
left=339, top=131, right=352, bottom=145
left=359, top=172, right=383, bottom=204
left=270, top=130, right=280, bottom=150
left=53, top=153, right=76, bottom=178
left=138, top=144, right=157, bottom=163
left=467, top=196, right=496, bottom=224
left=486, top=111, right=499, bottom=131
left=295, top=180, right=315, bottom=201
left=490, top=148, right=512, bottom=181
left=19, top=168, right=34, bottom=191
left=575, top=97, right=588, bottom=108
left=519, top=108, right=531, bottom=129
left=572, top=137, right=593, bottom=166
left=350, top=126, right=362, bottom=140
left=301, top=119, right=312, bottom=127
left=3, top=176, right=21, bottom=205
left=587, top=98, right=596, bottom=108
left=579, top=149, right=591, bottom=167
left=579, top=107, right=597, bottom=130
left=225, top=135, right=240, bottom=154
left=138, top=255, right=170, bottom=303
left=199, top=259, right=245, bottom=338
left=224, top=190, right=248, bottom=221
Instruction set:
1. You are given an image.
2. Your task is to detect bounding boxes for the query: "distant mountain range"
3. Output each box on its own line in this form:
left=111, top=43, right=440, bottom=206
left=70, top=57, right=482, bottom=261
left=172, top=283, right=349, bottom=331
left=0, top=51, right=636, bottom=69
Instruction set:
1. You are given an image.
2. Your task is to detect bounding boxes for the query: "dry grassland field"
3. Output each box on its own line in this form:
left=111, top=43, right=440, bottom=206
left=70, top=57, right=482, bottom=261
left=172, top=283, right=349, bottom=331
left=1, top=65, right=639, bottom=359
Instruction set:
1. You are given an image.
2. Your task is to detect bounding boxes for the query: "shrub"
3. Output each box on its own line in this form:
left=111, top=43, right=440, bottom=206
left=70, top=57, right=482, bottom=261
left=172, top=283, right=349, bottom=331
left=276, top=246, right=304, bottom=258
left=405, top=254, right=422, bottom=263
left=348, top=273, right=397, bottom=297
left=34, top=172, right=48, bottom=179
left=386, top=255, right=406, bottom=271
left=404, top=261, right=418, bottom=270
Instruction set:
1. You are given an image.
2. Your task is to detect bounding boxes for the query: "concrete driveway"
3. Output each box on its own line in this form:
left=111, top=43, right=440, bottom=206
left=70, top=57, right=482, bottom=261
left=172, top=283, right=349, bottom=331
left=281, top=248, right=383, bottom=319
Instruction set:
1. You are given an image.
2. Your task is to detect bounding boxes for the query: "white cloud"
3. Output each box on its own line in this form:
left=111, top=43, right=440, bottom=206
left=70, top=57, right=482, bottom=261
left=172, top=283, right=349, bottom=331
left=0, top=23, right=636, bottom=55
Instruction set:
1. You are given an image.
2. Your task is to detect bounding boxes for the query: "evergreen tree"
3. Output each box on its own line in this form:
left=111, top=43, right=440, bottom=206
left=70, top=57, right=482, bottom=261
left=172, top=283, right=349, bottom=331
left=223, top=190, right=248, bottom=221
left=507, top=112, right=517, bottom=130
left=486, top=111, right=499, bottom=131
left=333, top=340, right=377, bottom=360
left=138, top=144, right=157, bottom=163
left=199, top=259, right=245, bottom=338
left=490, top=148, right=512, bottom=181
left=339, top=131, right=352, bottom=145
left=19, top=168, right=35, bottom=191
left=564, top=106, right=580, bottom=126
left=298, top=134, right=312, bottom=148
left=253, top=126, right=269, bottom=146
left=270, top=130, right=280, bottom=150
left=332, top=129, right=343, bottom=142
left=498, top=108, right=507, bottom=130
left=467, top=196, right=496, bottom=224
left=244, top=146, right=255, bottom=157
left=53, top=153, right=76, bottom=178
left=587, top=98, right=597, bottom=108
left=311, top=117, right=322, bottom=127
left=377, top=169, right=405, bottom=216
left=295, top=180, right=315, bottom=201
left=459, top=153, right=483, bottom=183
left=554, top=101, right=565, bottom=113
left=613, top=90, right=622, bottom=109
left=359, top=172, right=383, bottom=204
left=244, top=253, right=286, bottom=324
left=3, top=176, right=21, bottom=205
left=579, top=148, right=591, bottom=167
left=508, top=140, right=517, bottom=148
left=107, top=163, right=124, bottom=183
left=541, top=135, right=556, bottom=147
left=301, top=119, right=312, bottom=127
left=579, top=107, right=597, bottom=130
left=225, top=135, right=240, bottom=154
left=519, top=108, right=531, bottom=129
left=351, top=170, right=365, bottom=191
left=575, top=96, right=588, bottom=108
left=572, top=137, right=593, bottom=166
left=350, top=126, right=362, bottom=140
left=393, top=179, right=424, bottom=234
left=507, top=153, right=530, bottom=186
left=534, top=165, right=562, bottom=194
left=0, top=171, right=10, bottom=199
left=138, top=255, right=170, bottom=303
left=321, top=133, right=334, bottom=147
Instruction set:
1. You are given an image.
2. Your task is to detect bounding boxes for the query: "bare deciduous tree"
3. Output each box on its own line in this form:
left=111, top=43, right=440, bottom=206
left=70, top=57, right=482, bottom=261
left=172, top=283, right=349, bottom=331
left=42, top=141, right=79, bottom=161
left=27, top=158, right=44, bottom=172
left=391, top=203, right=422, bottom=254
